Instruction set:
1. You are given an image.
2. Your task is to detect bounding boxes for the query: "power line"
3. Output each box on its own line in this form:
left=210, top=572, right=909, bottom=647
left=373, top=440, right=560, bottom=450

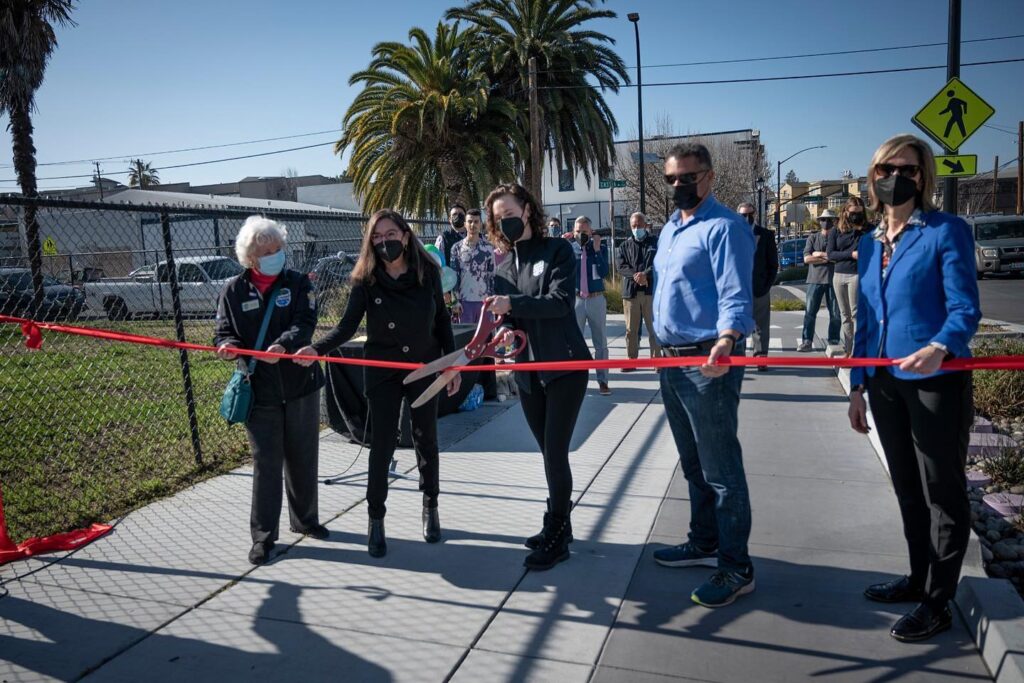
left=0, top=128, right=343, bottom=170
left=538, top=57, right=1024, bottom=90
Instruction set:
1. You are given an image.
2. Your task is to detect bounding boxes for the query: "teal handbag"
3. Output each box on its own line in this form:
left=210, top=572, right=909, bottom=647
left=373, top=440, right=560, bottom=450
left=220, top=285, right=279, bottom=425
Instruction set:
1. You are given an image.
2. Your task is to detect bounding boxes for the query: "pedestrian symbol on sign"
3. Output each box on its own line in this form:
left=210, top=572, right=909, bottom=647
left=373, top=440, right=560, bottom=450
left=939, top=90, right=967, bottom=139
left=912, top=77, right=995, bottom=152
left=42, top=237, right=57, bottom=256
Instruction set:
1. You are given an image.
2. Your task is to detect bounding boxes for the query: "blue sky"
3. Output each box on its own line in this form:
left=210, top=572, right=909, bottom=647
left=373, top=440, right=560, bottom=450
left=1, top=0, right=1022, bottom=193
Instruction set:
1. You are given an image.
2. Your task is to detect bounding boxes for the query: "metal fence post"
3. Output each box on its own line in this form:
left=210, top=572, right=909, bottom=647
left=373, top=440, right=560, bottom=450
left=160, top=210, right=204, bottom=465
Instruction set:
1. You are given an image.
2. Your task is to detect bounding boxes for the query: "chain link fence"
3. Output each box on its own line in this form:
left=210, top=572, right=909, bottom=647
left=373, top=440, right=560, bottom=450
left=0, top=196, right=445, bottom=541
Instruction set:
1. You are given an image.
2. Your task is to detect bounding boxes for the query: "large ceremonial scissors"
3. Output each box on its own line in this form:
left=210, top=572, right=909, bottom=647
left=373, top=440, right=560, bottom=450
left=404, top=313, right=527, bottom=408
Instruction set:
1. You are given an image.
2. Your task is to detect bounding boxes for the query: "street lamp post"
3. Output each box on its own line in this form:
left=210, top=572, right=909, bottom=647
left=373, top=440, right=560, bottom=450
left=756, top=176, right=765, bottom=226
left=628, top=13, right=644, bottom=214
left=775, top=145, right=826, bottom=244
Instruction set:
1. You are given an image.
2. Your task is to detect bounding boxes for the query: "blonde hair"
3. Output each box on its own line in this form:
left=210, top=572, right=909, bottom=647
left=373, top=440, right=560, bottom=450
left=866, top=134, right=938, bottom=213
left=234, top=216, right=288, bottom=269
left=838, top=196, right=866, bottom=233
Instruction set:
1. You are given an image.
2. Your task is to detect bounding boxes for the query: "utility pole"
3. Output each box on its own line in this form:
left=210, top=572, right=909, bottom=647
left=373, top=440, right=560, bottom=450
left=93, top=161, right=104, bottom=199
left=528, top=57, right=542, bottom=202
left=943, top=0, right=961, bottom=215
left=993, top=156, right=999, bottom=213
left=1018, top=120, right=1023, bottom=215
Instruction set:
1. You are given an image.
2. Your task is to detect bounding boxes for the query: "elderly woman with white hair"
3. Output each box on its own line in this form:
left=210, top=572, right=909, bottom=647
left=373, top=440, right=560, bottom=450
left=214, top=216, right=328, bottom=565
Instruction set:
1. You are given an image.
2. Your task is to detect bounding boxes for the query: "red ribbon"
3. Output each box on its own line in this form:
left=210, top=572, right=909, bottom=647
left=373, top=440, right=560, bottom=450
left=0, top=482, right=113, bottom=566
left=2, top=314, right=1023, bottom=371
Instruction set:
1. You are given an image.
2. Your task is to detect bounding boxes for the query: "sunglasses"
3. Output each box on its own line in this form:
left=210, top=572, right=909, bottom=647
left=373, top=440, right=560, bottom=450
left=663, top=169, right=710, bottom=186
left=875, top=163, right=921, bottom=178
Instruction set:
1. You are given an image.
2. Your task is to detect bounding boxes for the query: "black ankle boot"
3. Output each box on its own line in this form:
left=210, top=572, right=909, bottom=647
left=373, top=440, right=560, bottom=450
left=525, top=499, right=573, bottom=549
left=368, top=519, right=387, bottom=558
left=524, top=514, right=571, bottom=570
left=423, top=505, right=441, bottom=543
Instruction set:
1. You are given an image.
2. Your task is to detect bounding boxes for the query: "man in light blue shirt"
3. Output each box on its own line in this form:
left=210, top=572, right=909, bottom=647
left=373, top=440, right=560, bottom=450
left=651, top=142, right=757, bottom=609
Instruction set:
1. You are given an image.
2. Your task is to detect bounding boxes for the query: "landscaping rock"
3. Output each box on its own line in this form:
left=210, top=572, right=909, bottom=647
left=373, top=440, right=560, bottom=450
left=987, top=529, right=1002, bottom=543
left=982, top=545, right=994, bottom=562
left=969, top=432, right=1017, bottom=456
left=989, top=563, right=1010, bottom=578
left=993, top=540, right=1018, bottom=561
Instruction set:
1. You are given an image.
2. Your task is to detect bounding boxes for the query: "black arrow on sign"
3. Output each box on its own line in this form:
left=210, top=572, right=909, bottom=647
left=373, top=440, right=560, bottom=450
left=943, top=159, right=965, bottom=173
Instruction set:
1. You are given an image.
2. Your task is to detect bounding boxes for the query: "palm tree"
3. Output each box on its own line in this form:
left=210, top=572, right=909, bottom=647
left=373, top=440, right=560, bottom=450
left=446, top=0, right=629, bottom=191
left=337, top=22, right=525, bottom=217
left=127, top=159, right=160, bottom=189
left=0, top=0, right=76, bottom=317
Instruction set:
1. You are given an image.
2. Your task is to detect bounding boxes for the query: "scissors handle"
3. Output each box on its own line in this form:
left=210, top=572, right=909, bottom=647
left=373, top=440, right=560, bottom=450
left=484, top=330, right=527, bottom=360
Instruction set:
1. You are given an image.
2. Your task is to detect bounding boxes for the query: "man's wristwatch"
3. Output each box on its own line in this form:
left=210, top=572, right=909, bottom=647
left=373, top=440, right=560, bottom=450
left=718, top=332, right=740, bottom=346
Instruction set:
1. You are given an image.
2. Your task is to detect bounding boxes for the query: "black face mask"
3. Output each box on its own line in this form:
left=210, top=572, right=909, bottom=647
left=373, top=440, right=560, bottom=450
left=499, top=216, right=525, bottom=243
left=874, top=174, right=918, bottom=208
left=848, top=212, right=865, bottom=226
left=672, top=183, right=702, bottom=211
left=375, top=239, right=404, bottom=263
left=450, top=214, right=465, bottom=229
left=578, top=233, right=591, bottom=246
left=742, top=213, right=755, bottom=226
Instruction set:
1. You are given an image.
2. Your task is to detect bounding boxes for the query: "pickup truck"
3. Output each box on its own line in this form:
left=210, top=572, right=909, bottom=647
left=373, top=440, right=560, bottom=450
left=84, top=256, right=243, bottom=320
left=969, top=214, right=1024, bottom=279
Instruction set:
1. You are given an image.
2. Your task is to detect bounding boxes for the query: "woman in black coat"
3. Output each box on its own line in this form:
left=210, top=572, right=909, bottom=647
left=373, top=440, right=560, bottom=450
left=484, top=183, right=592, bottom=571
left=295, top=209, right=458, bottom=558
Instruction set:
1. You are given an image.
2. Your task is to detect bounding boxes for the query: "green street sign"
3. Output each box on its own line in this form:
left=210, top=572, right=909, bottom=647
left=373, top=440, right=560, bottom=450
left=598, top=178, right=626, bottom=189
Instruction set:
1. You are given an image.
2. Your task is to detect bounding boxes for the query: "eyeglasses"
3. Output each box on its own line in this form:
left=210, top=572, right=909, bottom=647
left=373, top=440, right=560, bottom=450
left=875, top=163, right=921, bottom=178
left=371, top=229, right=403, bottom=243
left=664, top=169, right=710, bottom=186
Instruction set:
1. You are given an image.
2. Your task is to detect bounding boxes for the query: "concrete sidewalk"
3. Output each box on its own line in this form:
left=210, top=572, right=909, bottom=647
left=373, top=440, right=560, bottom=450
left=0, top=313, right=993, bottom=682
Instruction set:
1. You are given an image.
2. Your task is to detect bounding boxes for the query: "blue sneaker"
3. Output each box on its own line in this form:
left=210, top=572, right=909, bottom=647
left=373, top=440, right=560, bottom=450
left=653, top=541, right=717, bottom=568
left=691, top=569, right=755, bottom=608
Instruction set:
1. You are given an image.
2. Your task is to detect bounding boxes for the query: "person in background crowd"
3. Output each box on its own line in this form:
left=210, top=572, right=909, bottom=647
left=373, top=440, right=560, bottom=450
left=450, top=209, right=496, bottom=324
left=737, top=202, right=778, bottom=371
left=798, top=209, right=842, bottom=352
left=436, top=203, right=467, bottom=267
left=485, top=183, right=591, bottom=571
left=547, top=217, right=563, bottom=238
left=295, top=209, right=459, bottom=558
left=616, top=211, right=660, bottom=371
left=848, top=134, right=980, bottom=642
left=828, top=196, right=869, bottom=357
left=215, top=216, right=328, bottom=566
left=572, top=216, right=611, bottom=395
left=651, top=142, right=756, bottom=608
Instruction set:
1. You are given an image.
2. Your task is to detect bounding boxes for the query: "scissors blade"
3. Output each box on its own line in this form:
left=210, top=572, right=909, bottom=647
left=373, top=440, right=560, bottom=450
left=403, top=350, right=468, bottom=385
left=410, top=369, right=458, bottom=409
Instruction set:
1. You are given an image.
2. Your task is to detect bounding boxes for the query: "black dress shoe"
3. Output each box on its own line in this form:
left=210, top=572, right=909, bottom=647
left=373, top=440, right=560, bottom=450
left=864, top=575, right=925, bottom=603
left=368, top=519, right=387, bottom=558
left=423, top=505, right=442, bottom=543
left=890, top=602, right=953, bottom=642
left=248, top=541, right=274, bottom=565
left=291, top=524, right=330, bottom=540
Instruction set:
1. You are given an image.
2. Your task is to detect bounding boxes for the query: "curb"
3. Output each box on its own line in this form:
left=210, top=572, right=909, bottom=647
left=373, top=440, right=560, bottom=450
left=775, top=285, right=1024, bottom=682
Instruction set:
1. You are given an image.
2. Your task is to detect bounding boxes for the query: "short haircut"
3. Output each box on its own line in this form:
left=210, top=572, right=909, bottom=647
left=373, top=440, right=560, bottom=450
left=466, top=208, right=482, bottom=218
left=449, top=203, right=467, bottom=213
left=548, top=217, right=561, bottom=225
left=630, top=212, right=647, bottom=224
left=736, top=202, right=755, bottom=213
left=235, top=216, right=287, bottom=269
left=574, top=215, right=592, bottom=227
left=665, top=142, right=713, bottom=169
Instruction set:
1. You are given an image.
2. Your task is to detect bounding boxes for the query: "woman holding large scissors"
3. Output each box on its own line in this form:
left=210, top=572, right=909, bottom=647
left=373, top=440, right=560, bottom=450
left=485, top=183, right=591, bottom=571
left=295, top=209, right=459, bottom=558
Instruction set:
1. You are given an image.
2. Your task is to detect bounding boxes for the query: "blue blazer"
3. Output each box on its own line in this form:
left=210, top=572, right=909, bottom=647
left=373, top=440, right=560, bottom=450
left=851, top=211, right=981, bottom=386
left=571, top=240, right=609, bottom=294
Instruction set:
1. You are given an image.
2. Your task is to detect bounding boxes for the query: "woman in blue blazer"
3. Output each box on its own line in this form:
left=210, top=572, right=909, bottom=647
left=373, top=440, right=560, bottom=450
left=848, top=134, right=981, bottom=643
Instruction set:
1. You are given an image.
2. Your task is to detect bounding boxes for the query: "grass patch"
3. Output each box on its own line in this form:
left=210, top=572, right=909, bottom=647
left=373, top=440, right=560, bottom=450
left=603, top=276, right=624, bottom=314
left=981, top=447, right=1024, bottom=488
left=772, top=298, right=805, bottom=312
left=973, top=337, right=1024, bottom=422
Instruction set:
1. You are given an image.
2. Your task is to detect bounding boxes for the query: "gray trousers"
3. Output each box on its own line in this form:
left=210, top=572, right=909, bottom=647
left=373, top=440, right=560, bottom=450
left=750, top=293, right=771, bottom=356
left=246, top=390, right=321, bottom=545
left=832, top=272, right=859, bottom=354
left=575, top=293, right=608, bottom=382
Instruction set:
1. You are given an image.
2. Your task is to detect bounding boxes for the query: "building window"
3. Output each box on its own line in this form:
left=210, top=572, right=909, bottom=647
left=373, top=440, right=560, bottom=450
left=558, top=169, right=574, bottom=192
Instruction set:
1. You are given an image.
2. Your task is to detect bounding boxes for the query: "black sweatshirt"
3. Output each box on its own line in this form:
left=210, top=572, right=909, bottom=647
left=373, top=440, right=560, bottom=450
left=615, top=235, right=657, bottom=299
left=826, top=228, right=864, bottom=275
left=312, top=263, right=455, bottom=390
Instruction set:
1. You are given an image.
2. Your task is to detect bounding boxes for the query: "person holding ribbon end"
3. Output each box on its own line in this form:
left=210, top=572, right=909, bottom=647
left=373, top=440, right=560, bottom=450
left=484, top=183, right=591, bottom=571
left=294, top=209, right=458, bottom=558
left=214, top=216, right=328, bottom=566
left=848, top=134, right=981, bottom=642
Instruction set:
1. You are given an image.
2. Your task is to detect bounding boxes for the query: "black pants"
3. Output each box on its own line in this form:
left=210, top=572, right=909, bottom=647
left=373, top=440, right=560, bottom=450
left=867, top=367, right=973, bottom=606
left=518, top=371, right=588, bottom=515
left=365, top=373, right=440, bottom=520
left=246, top=391, right=321, bottom=545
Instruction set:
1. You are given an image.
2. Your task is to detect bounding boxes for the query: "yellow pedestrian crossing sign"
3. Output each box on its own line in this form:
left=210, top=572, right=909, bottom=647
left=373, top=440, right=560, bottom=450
left=912, top=77, right=995, bottom=152
left=42, top=237, right=57, bottom=256
left=935, top=154, right=977, bottom=178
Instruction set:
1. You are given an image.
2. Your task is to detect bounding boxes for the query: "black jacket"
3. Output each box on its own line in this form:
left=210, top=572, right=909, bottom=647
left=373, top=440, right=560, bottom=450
left=494, top=234, right=592, bottom=391
left=752, top=225, right=779, bottom=298
left=214, top=269, right=324, bottom=406
left=437, top=227, right=463, bottom=266
left=615, top=235, right=657, bottom=299
left=312, top=263, right=455, bottom=390
left=826, top=228, right=864, bottom=275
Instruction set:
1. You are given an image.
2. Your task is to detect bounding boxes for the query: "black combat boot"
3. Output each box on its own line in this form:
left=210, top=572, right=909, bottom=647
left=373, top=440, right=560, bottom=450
left=524, top=512, right=571, bottom=570
left=525, top=499, right=573, bottom=549
left=368, top=518, right=387, bottom=558
left=423, top=505, right=441, bottom=543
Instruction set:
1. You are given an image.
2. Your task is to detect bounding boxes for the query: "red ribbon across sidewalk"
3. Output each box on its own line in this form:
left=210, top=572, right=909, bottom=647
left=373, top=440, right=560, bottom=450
left=0, top=483, right=112, bottom=566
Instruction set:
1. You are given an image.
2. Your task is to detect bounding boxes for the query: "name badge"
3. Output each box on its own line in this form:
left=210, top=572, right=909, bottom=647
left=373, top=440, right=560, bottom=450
left=275, top=288, right=292, bottom=308
left=532, top=260, right=545, bottom=277
left=241, top=300, right=259, bottom=312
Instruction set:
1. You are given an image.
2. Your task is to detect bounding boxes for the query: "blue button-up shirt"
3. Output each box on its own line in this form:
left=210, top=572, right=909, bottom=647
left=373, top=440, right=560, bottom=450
left=653, top=194, right=755, bottom=346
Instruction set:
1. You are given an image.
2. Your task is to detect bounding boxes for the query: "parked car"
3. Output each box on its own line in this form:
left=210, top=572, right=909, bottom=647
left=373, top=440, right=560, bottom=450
left=0, top=268, right=86, bottom=320
left=778, top=238, right=808, bottom=269
left=83, top=256, right=243, bottom=320
left=308, top=252, right=354, bottom=296
left=968, top=214, right=1024, bottom=279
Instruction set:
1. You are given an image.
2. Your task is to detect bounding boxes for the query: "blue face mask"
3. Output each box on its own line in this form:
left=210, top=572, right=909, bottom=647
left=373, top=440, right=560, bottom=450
left=632, top=228, right=648, bottom=241
left=257, top=249, right=286, bottom=276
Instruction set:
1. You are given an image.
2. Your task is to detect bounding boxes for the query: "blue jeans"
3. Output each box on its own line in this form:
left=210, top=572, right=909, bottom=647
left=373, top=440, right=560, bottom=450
left=802, top=282, right=841, bottom=344
left=660, top=364, right=752, bottom=573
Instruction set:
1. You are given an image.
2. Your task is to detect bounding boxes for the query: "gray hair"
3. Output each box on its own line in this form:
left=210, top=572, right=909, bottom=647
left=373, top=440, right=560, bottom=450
left=736, top=202, right=755, bottom=212
left=235, top=216, right=288, bottom=269
left=574, top=215, right=592, bottom=227
left=665, top=142, right=713, bottom=169
left=629, top=212, right=647, bottom=224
